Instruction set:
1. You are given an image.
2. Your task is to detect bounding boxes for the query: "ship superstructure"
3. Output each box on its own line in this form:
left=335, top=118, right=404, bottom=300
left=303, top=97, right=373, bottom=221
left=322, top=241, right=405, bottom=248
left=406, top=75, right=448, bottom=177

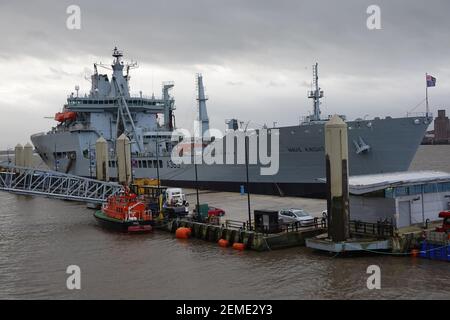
left=31, top=49, right=431, bottom=197
left=32, top=47, right=176, bottom=177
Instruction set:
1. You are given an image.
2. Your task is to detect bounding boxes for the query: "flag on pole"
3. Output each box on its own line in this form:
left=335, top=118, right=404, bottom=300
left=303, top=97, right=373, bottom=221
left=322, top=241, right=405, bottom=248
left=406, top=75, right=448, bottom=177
left=426, top=74, right=436, bottom=87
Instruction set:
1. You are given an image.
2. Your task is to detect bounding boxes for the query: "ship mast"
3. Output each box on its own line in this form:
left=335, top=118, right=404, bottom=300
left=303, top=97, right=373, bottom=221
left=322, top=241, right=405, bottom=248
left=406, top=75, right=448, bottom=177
left=308, top=63, right=324, bottom=121
left=110, top=47, right=143, bottom=152
left=196, top=74, right=210, bottom=141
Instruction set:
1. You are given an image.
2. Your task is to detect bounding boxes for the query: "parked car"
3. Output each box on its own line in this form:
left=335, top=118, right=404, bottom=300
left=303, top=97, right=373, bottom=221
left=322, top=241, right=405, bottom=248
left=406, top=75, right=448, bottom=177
left=207, top=206, right=225, bottom=217
left=278, top=208, right=315, bottom=226
left=192, top=206, right=225, bottom=217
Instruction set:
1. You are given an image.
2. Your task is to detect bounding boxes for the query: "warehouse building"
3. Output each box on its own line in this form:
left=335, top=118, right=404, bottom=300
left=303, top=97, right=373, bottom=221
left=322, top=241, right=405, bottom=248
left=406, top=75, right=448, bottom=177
left=349, top=171, right=450, bottom=228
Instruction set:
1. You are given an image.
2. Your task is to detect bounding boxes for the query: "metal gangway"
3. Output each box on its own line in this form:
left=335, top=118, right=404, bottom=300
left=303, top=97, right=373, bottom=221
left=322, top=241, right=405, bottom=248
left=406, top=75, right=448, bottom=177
left=0, top=164, right=122, bottom=204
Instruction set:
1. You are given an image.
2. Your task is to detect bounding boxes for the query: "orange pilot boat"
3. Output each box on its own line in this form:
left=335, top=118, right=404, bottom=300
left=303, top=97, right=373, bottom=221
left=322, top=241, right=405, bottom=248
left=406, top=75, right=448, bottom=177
left=94, top=188, right=153, bottom=233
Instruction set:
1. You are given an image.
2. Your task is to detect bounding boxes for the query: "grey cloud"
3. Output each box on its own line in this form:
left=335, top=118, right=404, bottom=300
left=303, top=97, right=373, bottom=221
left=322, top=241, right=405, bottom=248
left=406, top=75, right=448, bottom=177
left=267, top=80, right=286, bottom=88
left=1, top=0, right=450, bottom=148
left=1, top=0, right=450, bottom=74
left=227, top=81, right=244, bottom=86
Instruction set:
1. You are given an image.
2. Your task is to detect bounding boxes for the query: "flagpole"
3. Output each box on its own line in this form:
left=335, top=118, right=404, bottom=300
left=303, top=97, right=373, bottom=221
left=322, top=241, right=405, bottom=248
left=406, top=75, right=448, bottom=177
left=425, top=73, right=429, bottom=118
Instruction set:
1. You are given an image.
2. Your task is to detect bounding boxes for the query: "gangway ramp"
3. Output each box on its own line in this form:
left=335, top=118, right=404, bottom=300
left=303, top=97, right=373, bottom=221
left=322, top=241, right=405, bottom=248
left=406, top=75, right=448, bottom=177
left=0, top=165, right=122, bottom=204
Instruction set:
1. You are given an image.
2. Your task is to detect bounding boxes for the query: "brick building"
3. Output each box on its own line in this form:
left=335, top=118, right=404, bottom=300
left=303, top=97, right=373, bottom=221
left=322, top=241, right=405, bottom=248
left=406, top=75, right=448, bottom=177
left=434, top=109, right=450, bottom=143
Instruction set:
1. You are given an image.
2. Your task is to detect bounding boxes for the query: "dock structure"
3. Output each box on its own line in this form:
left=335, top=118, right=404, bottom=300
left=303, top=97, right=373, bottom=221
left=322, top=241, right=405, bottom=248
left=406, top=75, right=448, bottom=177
left=306, top=115, right=394, bottom=253
left=159, top=218, right=327, bottom=251
left=0, top=164, right=122, bottom=204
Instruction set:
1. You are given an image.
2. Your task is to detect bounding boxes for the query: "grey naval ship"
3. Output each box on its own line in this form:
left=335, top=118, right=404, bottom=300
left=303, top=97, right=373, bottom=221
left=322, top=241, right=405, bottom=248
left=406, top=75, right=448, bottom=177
left=31, top=48, right=430, bottom=198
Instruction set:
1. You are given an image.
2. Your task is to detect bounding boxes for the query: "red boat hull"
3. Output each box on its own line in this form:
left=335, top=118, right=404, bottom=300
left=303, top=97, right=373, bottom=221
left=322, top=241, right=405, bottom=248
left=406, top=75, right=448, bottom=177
left=128, top=225, right=152, bottom=233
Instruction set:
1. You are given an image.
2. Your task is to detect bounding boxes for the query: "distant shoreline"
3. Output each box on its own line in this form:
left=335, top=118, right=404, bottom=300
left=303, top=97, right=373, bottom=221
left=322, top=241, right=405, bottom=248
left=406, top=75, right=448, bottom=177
left=0, top=150, right=37, bottom=155
left=421, top=142, right=450, bottom=145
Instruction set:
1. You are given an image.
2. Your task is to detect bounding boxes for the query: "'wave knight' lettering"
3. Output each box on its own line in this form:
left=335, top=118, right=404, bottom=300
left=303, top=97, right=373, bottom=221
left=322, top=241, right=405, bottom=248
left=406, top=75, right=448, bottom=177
left=171, top=125, right=280, bottom=176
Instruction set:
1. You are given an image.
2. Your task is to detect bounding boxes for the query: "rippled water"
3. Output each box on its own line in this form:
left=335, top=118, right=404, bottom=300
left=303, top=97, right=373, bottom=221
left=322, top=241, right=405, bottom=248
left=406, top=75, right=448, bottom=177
left=0, top=146, right=449, bottom=299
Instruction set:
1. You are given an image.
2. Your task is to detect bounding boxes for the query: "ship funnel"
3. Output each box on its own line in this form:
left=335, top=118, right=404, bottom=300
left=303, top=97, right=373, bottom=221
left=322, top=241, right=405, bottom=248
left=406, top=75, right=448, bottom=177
left=196, top=74, right=210, bottom=141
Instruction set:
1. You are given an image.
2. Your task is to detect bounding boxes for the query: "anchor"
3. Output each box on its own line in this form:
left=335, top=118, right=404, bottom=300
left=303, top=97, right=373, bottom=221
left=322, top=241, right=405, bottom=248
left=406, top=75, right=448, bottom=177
left=353, top=136, right=371, bottom=154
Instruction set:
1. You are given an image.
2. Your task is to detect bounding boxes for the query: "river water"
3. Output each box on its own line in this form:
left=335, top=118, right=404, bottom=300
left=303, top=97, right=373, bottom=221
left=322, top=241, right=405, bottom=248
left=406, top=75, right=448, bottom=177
left=0, top=145, right=449, bottom=299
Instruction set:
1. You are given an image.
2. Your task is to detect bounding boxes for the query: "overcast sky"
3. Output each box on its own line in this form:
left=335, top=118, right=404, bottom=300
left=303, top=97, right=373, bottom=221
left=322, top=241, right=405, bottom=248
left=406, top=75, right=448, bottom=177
left=0, top=0, right=449, bottom=149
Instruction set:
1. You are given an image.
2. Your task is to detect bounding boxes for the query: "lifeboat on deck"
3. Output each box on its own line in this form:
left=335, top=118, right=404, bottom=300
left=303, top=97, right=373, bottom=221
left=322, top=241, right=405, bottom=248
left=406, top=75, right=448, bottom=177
left=55, top=111, right=77, bottom=122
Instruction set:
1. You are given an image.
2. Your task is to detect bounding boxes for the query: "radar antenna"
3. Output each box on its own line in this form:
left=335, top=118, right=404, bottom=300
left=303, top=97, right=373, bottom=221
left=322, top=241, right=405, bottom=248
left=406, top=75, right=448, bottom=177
left=112, top=46, right=123, bottom=61
left=307, top=63, right=324, bottom=121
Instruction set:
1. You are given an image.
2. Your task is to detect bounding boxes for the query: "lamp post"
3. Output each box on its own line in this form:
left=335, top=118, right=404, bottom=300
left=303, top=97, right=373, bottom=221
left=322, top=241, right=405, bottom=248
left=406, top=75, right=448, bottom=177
left=245, top=135, right=251, bottom=230
left=244, top=121, right=252, bottom=230
left=6, top=146, right=11, bottom=165
left=192, top=133, right=201, bottom=220
left=194, top=155, right=200, bottom=219
left=88, top=141, right=94, bottom=179
left=155, top=131, right=160, bottom=189
left=421, top=184, right=426, bottom=227
left=54, top=143, right=58, bottom=172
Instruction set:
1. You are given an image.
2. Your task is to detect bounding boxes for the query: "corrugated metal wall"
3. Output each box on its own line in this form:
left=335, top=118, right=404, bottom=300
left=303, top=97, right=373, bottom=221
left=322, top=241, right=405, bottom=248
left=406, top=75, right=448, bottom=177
left=349, top=196, right=396, bottom=224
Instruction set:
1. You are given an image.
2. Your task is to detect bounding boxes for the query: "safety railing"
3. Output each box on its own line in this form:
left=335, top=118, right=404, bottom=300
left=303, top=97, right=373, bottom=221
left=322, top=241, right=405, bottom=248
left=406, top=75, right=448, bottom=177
left=256, top=217, right=328, bottom=236
left=349, top=220, right=394, bottom=238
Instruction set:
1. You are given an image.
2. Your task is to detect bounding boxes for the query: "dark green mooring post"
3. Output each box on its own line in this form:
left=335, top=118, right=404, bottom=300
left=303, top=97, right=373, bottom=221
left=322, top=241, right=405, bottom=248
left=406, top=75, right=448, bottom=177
left=325, top=115, right=350, bottom=242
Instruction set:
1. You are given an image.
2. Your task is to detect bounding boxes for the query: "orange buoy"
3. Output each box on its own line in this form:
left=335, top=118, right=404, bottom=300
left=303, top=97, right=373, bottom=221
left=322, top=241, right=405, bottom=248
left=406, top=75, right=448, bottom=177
left=175, top=227, right=191, bottom=239
left=232, top=242, right=245, bottom=251
left=411, top=249, right=419, bottom=257
left=218, top=239, right=229, bottom=247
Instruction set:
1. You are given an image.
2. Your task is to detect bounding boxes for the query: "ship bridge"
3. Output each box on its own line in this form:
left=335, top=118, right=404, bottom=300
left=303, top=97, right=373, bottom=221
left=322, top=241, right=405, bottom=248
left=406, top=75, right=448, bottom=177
left=66, top=96, right=170, bottom=113
left=61, top=48, right=176, bottom=135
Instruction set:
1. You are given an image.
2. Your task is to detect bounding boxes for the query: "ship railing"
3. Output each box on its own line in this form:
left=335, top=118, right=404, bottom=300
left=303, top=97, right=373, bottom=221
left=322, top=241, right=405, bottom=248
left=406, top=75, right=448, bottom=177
left=223, top=217, right=327, bottom=234
left=109, top=151, right=172, bottom=158
left=126, top=203, right=153, bottom=221
left=406, top=111, right=431, bottom=118
left=68, top=123, right=93, bottom=131
left=299, top=115, right=346, bottom=124
left=129, top=93, right=162, bottom=100
left=49, top=122, right=93, bottom=133
left=67, top=96, right=167, bottom=108
left=224, top=219, right=251, bottom=231
left=256, top=218, right=328, bottom=236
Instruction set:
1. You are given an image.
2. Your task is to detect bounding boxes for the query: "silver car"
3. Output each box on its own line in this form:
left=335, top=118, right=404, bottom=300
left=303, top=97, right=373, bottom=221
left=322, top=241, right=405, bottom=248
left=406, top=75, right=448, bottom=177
left=279, top=208, right=315, bottom=226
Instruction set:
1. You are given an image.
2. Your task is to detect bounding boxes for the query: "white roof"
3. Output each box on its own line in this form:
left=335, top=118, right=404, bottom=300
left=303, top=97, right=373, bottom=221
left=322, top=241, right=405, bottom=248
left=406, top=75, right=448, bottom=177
left=349, top=171, right=450, bottom=195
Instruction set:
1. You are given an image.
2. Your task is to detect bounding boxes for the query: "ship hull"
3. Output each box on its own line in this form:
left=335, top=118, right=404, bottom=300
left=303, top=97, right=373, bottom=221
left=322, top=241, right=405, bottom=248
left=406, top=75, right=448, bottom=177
left=31, top=116, right=429, bottom=198
left=162, top=179, right=326, bottom=198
